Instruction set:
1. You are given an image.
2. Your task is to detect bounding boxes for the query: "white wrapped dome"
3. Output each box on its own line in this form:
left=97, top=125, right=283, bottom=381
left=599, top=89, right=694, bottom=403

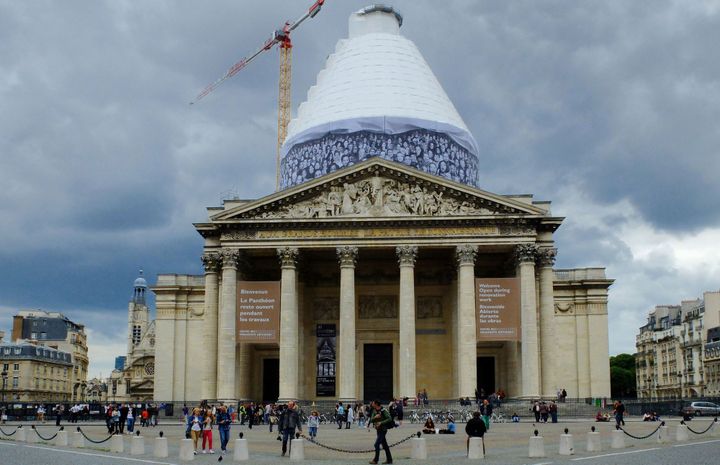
left=280, top=5, right=479, bottom=189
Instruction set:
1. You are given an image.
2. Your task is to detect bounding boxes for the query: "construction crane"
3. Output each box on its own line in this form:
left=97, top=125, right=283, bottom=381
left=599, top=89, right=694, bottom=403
left=191, top=0, right=327, bottom=190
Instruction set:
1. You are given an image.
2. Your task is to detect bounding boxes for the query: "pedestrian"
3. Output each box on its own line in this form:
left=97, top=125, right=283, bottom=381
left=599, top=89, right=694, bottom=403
left=119, top=403, right=128, bottom=434
left=614, top=400, right=625, bottom=427
left=202, top=410, right=214, bottom=454
left=247, top=403, right=255, bottom=429
left=37, top=405, right=46, bottom=423
left=188, top=408, right=203, bottom=455
left=481, top=399, right=492, bottom=430
left=561, top=388, right=567, bottom=403
left=395, top=399, right=404, bottom=426
left=279, top=401, right=302, bottom=457
left=112, top=406, right=121, bottom=434
left=336, top=402, right=345, bottom=429
left=346, top=403, right=354, bottom=429
left=465, top=411, right=487, bottom=456
left=182, top=404, right=189, bottom=425
left=54, top=404, right=63, bottom=426
left=369, top=399, right=393, bottom=465
left=549, top=401, right=558, bottom=423
left=216, top=405, right=231, bottom=455
left=127, top=408, right=135, bottom=434
left=532, top=401, right=541, bottom=422
left=308, top=410, right=319, bottom=440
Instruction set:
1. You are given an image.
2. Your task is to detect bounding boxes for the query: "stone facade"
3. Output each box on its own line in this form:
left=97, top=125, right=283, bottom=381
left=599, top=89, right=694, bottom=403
left=636, top=291, right=720, bottom=399
left=0, top=342, right=73, bottom=402
left=152, top=159, right=612, bottom=402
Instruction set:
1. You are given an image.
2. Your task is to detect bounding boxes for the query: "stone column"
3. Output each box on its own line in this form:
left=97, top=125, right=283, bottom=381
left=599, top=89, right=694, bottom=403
left=217, top=248, right=240, bottom=402
left=456, top=244, right=478, bottom=398
left=537, top=248, right=557, bottom=398
left=337, top=246, right=359, bottom=402
left=515, top=244, right=540, bottom=398
left=397, top=245, right=418, bottom=399
left=278, top=247, right=299, bottom=401
left=201, top=252, right=221, bottom=400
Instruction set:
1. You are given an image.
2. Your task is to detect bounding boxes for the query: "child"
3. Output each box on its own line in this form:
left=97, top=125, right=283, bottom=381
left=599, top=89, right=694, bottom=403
left=308, top=410, right=319, bottom=440
left=511, top=412, right=520, bottom=423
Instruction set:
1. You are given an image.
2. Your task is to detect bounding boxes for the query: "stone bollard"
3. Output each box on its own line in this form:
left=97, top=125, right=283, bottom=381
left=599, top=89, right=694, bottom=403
left=179, top=438, right=195, bottom=461
left=110, top=434, right=124, bottom=453
left=411, top=436, right=428, bottom=459
left=559, top=429, right=574, bottom=456
left=55, top=430, right=68, bottom=447
left=233, top=434, right=249, bottom=461
left=713, top=420, right=720, bottom=438
left=290, top=437, right=305, bottom=461
left=154, top=434, right=169, bottom=458
left=468, top=437, right=484, bottom=459
left=611, top=429, right=625, bottom=449
left=529, top=431, right=545, bottom=458
left=586, top=428, right=602, bottom=452
left=131, top=435, right=145, bottom=455
left=657, top=425, right=670, bottom=444
left=676, top=423, right=689, bottom=442
left=72, top=431, right=85, bottom=448
left=15, top=427, right=26, bottom=443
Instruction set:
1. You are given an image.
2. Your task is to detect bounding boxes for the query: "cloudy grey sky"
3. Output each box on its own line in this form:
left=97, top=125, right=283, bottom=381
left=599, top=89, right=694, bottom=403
left=1, top=0, right=719, bottom=380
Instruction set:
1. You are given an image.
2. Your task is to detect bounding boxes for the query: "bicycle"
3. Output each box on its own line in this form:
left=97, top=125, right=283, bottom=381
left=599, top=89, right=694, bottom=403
left=490, top=412, right=506, bottom=423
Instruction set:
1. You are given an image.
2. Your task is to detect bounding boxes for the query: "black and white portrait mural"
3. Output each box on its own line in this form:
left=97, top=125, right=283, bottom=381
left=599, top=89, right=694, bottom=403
left=280, top=129, right=479, bottom=189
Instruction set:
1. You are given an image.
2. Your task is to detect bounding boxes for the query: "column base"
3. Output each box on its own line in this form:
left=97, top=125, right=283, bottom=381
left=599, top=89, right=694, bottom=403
left=339, top=398, right=357, bottom=404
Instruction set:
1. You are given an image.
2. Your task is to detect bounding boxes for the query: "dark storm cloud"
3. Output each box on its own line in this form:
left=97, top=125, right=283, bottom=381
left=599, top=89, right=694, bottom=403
left=1, top=0, right=718, bottom=371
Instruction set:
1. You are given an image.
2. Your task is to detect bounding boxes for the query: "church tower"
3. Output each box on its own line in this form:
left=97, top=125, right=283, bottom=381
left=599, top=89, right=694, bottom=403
left=126, top=269, right=149, bottom=365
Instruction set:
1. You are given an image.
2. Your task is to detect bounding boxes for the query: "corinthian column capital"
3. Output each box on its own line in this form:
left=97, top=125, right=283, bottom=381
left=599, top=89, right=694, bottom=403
left=336, top=245, right=359, bottom=267
left=396, top=245, right=418, bottom=266
left=514, top=243, right=539, bottom=265
left=455, top=244, right=478, bottom=266
left=220, top=248, right=242, bottom=269
left=277, top=247, right=299, bottom=269
left=201, top=252, right=221, bottom=273
left=537, top=247, right=557, bottom=268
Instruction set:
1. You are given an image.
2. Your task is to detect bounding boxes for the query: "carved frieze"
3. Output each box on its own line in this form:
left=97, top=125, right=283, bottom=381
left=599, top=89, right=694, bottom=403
left=417, top=296, right=444, bottom=319
left=250, top=176, right=499, bottom=219
left=359, top=295, right=398, bottom=319
left=313, top=297, right=340, bottom=320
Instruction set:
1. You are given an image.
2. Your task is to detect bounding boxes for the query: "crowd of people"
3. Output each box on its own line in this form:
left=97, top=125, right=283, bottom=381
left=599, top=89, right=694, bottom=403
left=281, top=129, right=480, bottom=188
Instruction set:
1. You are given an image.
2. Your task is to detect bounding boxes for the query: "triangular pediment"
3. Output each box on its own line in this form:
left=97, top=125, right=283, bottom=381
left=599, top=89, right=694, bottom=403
left=211, top=158, right=548, bottom=222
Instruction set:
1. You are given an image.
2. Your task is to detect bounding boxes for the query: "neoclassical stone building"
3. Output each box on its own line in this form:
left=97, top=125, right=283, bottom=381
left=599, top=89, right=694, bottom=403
left=152, top=6, right=612, bottom=403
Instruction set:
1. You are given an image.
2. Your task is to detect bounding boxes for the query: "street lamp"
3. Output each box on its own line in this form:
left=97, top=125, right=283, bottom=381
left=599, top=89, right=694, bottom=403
left=1, top=369, right=7, bottom=405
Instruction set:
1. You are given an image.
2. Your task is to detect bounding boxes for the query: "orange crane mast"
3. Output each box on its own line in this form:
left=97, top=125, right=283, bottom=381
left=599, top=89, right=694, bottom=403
left=191, top=0, right=326, bottom=190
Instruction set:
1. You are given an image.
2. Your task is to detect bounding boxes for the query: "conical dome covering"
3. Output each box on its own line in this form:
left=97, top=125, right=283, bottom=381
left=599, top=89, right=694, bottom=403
left=280, top=5, right=479, bottom=189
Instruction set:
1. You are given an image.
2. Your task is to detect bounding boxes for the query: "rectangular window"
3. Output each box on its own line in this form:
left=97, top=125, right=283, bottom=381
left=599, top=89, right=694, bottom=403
left=2, top=363, right=7, bottom=371
left=13, top=364, right=19, bottom=371
left=12, top=377, right=18, bottom=388
left=31, top=332, right=37, bottom=339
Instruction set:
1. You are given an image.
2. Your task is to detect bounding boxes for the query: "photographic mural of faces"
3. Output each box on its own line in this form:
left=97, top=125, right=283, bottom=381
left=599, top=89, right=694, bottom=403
left=280, top=129, right=479, bottom=189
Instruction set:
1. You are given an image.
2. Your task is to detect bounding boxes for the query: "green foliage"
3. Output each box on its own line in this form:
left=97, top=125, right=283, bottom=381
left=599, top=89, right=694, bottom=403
left=610, top=353, right=636, bottom=398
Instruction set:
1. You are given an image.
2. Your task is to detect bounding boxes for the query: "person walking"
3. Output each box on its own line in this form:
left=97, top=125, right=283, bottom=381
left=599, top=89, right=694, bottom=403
left=336, top=402, right=345, bottom=429
left=614, top=400, right=626, bottom=427
left=549, top=401, right=558, bottom=423
left=465, top=411, right=487, bottom=456
left=119, top=403, right=129, bottom=434
left=279, top=401, right=302, bottom=457
left=188, top=408, right=203, bottom=455
left=216, top=405, right=231, bottom=455
left=126, top=408, right=135, bottom=434
left=481, top=399, right=492, bottom=431
left=202, top=410, right=214, bottom=454
left=308, top=410, right=319, bottom=440
left=369, top=400, right=393, bottom=465
left=346, top=403, right=354, bottom=429
left=54, top=404, right=63, bottom=426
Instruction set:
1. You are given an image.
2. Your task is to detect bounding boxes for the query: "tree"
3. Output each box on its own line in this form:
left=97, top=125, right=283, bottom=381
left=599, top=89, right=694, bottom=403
left=610, top=353, right=637, bottom=398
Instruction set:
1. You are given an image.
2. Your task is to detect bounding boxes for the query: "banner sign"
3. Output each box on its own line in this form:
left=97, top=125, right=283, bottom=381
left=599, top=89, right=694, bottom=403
left=236, top=281, right=280, bottom=343
left=316, top=324, right=337, bottom=397
left=475, top=278, right=521, bottom=341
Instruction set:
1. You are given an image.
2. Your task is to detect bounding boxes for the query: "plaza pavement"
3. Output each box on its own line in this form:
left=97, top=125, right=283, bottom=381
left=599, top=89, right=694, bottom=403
left=0, top=417, right=718, bottom=464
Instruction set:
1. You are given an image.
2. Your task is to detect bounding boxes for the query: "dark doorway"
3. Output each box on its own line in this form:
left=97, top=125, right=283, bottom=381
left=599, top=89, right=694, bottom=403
left=262, top=358, right=279, bottom=402
left=363, top=344, right=393, bottom=402
left=476, top=357, right=495, bottom=396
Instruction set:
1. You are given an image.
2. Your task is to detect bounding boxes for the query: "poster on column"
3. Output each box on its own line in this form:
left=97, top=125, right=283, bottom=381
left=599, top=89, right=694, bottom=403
left=236, top=281, right=280, bottom=343
left=316, top=324, right=336, bottom=397
left=475, top=278, right=521, bottom=341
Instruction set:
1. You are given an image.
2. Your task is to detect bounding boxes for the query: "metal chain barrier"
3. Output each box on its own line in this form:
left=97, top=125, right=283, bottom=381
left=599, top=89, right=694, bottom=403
left=301, top=431, right=419, bottom=454
left=0, top=425, right=19, bottom=436
left=618, top=421, right=664, bottom=440
left=76, top=426, right=114, bottom=444
left=684, top=418, right=718, bottom=435
left=32, top=425, right=59, bottom=441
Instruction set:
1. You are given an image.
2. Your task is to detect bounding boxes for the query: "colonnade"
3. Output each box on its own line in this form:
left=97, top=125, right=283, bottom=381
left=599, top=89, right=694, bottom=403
left=200, top=243, right=558, bottom=402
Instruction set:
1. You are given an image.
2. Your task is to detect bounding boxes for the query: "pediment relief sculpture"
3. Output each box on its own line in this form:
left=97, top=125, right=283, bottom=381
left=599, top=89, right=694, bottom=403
left=250, top=176, right=501, bottom=219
